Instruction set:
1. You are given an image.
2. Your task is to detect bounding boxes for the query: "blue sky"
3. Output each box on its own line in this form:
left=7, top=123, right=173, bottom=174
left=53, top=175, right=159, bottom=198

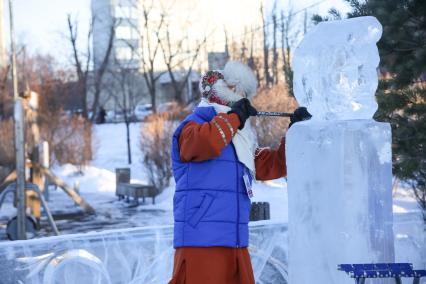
left=4, top=0, right=350, bottom=67
left=5, top=0, right=91, bottom=67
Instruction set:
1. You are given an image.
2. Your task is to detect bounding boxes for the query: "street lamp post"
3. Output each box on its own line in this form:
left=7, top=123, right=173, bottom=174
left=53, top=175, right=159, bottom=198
left=9, top=0, right=26, bottom=240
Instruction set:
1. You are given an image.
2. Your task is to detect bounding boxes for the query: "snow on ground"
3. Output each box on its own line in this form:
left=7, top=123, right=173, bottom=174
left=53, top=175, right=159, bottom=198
left=47, top=122, right=425, bottom=223
left=393, top=184, right=422, bottom=214
left=0, top=122, right=424, bottom=270
left=53, top=122, right=174, bottom=209
left=252, top=178, right=289, bottom=222
left=41, top=122, right=291, bottom=223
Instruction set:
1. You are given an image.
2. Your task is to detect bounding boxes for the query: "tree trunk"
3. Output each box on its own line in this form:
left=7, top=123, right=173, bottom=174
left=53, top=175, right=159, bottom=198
left=261, top=5, right=271, bottom=87
left=41, top=167, right=95, bottom=214
left=272, top=12, right=278, bottom=85
left=150, top=85, right=157, bottom=113
left=125, top=119, right=132, bottom=164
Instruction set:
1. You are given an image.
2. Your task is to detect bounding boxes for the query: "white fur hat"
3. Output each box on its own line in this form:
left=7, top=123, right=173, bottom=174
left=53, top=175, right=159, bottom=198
left=199, top=61, right=257, bottom=105
left=223, top=61, right=257, bottom=98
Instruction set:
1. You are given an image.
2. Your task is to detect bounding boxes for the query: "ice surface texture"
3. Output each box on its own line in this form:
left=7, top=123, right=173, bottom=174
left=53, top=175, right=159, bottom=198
left=292, top=16, right=382, bottom=120
left=0, top=223, right=288, bottom=284
left=287, top=120, right=394, bottom=284
left=288, top=16, right=394, bottom=284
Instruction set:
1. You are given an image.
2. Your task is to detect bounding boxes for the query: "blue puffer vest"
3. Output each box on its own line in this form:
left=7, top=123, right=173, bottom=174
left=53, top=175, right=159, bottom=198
left=171, top=106, right=252, bottom=248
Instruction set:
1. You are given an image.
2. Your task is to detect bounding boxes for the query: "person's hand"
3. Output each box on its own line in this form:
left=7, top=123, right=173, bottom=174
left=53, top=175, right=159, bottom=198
left=289, top=107, right=312, bottom=128
left=228, top=98, right=258, bottom=130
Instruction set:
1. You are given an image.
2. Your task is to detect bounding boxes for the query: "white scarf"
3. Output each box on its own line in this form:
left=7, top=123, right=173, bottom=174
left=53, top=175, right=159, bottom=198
left=198, top=98, right=258, bottom=174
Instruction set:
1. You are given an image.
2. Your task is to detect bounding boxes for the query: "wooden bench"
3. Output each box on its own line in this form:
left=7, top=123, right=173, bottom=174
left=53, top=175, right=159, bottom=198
left=115, top=168, right=158, bottom=204
left=338, top=263, right=426, bottom=284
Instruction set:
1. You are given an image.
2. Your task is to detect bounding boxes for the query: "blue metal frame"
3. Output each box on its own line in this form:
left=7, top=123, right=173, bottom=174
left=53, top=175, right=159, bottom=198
left=338, top=263, right=426, bottom=284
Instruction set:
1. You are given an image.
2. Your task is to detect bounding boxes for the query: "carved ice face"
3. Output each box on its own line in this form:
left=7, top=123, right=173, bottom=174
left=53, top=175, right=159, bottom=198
left=292, top=16, right=383, bottom=120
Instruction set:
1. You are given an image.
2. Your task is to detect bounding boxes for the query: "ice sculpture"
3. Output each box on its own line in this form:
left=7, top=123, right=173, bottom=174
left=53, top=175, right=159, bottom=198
left=293, top=16, right=382, bottom=120
left=0, top=223, right=288, bottom=284
left=287, top=16, right=395, bottom=284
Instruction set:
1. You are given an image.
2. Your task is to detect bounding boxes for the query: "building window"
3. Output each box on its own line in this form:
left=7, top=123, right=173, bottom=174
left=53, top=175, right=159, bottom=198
left=116, top=47, right=133, bottom=60
left=116, top=26, right=132, bottom=40
left=115, top=6, right=138, bottom=19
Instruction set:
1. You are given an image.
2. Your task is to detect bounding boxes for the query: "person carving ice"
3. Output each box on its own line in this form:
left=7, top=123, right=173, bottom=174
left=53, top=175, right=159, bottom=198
left=168, top=61, right=311, bottom=284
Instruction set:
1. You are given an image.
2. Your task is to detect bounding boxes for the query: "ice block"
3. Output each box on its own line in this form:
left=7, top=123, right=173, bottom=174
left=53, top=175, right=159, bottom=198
left=287, top=16, right=394, bottom=284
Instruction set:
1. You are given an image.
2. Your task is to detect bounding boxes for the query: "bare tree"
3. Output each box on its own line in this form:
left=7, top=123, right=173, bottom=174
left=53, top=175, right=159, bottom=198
left=261, top=4, right=272, bottom=87
left=18, top=53, right=96, bottom=170
left=0, top=52, right=96, bottom=175
left=280, top=10, right=294, bottom=96
left=0, top=119, right=15, bottom=181
left=108, top=63, right=141, bottom=164
left=66, top=15, right=115, bottom=120
left=272, top=1, right=279, bottom=85
left=140, top=113, right=177, bottom=192
left=248, top=27, right=261, bottom=83
left=0, top=64, right=11, bottom=118
left=227, top=27, right=250, bottom=65
left=158, top=19, right=206, bottom=105
left=129, top=1, right=166, bottom=113
left=90, top=26, right=115, bottom=121
left=224, top=28, right=230, bottom=58
left=0, top=47, right=26, bottom=118
left=67, top=15, right=91, bottom=118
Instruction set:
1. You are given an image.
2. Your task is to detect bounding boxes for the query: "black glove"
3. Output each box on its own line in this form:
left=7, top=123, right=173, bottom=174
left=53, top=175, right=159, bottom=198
left=289, top=107, right=312, bottom=128
left=228, top=98, right=258, bottom=130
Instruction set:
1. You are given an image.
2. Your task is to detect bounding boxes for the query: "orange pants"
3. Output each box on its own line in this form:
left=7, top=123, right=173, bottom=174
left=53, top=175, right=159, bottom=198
left=168, top=247, right=256, bottom=284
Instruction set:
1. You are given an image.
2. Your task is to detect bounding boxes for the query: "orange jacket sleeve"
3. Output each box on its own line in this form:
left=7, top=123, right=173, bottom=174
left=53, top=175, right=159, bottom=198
left=254, top=138, right=287, bottom=181
left=178, top=114, right=287, bottom=181
left=178, top=113, right=241, bottom=162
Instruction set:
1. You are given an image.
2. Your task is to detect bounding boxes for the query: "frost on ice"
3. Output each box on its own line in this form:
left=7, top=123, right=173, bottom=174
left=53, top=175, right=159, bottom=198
left=292, top=16, right=382, bottom=120
left=287, top=16, right=394, bottom=284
